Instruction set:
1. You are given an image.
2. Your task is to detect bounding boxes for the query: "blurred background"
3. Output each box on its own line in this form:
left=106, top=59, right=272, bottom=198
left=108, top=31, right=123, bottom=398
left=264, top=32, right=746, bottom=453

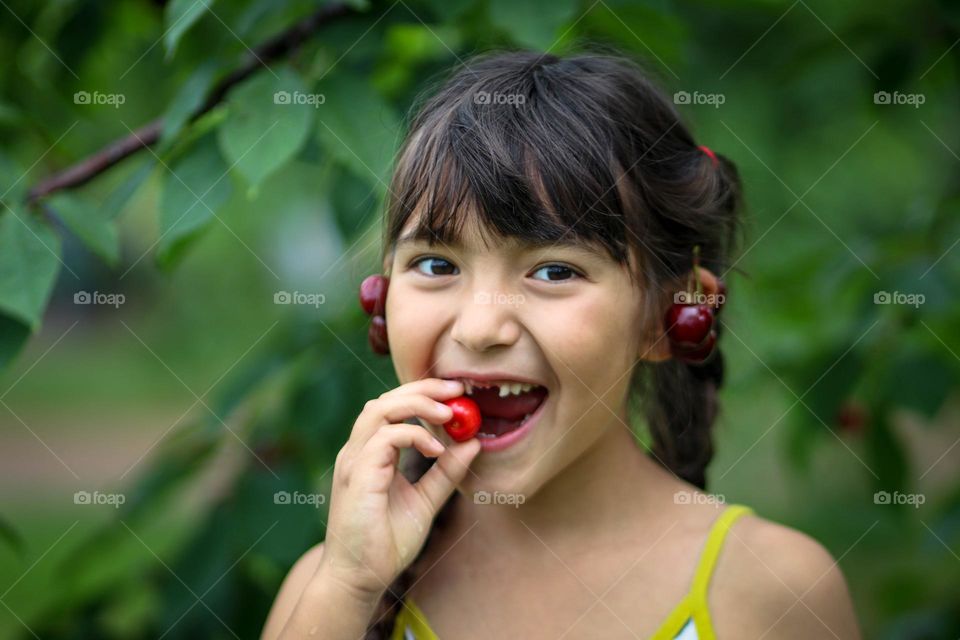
left=0, top=0, right=958, bottom=638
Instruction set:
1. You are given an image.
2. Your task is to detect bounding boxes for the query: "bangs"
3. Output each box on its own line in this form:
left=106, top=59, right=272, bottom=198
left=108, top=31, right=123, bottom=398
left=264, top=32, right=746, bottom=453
left=384, top=53, right=656, bottom=266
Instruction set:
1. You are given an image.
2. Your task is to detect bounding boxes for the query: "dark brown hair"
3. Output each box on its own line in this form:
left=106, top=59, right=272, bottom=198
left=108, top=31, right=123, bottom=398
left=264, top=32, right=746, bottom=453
left=366, top=47, right=745, bottom=638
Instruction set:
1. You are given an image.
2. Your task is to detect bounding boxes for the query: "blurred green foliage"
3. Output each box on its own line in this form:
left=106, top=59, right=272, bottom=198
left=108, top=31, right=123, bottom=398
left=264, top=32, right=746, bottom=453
left=0, top=0, right=959, bottom=638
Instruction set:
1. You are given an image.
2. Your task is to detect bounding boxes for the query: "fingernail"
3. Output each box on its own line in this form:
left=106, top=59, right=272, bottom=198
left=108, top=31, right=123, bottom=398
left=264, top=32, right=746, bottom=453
left=431, top=438, right=445, bottom=450
left=445, top=379, right=461, bottom=389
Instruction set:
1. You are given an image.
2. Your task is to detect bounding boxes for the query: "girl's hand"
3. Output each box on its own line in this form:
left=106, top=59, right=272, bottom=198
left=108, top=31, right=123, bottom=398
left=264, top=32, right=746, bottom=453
left=317, top=378, right=481, bottom=598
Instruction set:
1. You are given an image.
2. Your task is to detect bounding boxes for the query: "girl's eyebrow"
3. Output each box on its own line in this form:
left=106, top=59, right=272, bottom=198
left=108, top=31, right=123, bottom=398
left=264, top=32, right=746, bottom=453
left=396, top=230, right=596, bottom=254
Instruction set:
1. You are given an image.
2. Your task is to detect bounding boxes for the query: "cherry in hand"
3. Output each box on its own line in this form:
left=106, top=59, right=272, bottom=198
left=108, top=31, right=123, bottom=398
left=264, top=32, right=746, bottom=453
left=442, top=396, right=482, bottom=442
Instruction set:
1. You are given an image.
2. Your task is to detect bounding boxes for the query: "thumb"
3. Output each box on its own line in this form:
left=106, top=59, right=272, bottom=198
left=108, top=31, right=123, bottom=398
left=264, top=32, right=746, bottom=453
left=415, top=438, right=481, bottom=513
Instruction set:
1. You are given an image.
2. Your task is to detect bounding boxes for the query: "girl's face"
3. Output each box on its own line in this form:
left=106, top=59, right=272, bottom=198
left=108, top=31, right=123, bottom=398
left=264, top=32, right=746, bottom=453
left=386, top=211, right=668, bottom=498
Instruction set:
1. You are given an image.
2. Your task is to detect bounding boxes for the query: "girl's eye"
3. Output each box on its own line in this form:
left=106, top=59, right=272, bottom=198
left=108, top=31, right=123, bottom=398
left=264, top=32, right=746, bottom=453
left=412, top=256, right=459, bottom=276
left=530, top=264, right=581, bottom=282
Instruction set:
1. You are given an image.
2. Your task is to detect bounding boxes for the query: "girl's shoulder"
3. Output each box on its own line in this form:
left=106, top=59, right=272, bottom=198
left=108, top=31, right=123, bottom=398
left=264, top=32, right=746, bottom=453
left=709, top=509, right=862, bottom=639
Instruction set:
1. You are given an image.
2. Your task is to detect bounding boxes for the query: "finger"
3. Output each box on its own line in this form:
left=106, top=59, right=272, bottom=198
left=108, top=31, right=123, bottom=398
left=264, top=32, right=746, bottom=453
left=362, top=424, right=446, bottom=470
left=378, top=377, right=463, bottom=401
left=379, top=396, right=454, bottom=429
left=415, top=438, right=482, bottom=513
left=352, top=395, right=455, bottom=449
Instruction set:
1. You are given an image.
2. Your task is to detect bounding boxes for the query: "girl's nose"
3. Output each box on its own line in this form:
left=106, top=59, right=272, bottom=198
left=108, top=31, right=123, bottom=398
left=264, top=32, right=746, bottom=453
left=449, top=288, right=522, bottom=352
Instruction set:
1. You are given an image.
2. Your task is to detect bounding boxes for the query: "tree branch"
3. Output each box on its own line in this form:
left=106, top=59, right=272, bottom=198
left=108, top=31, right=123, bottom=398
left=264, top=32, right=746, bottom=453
left=26, top=2, right=354, bottom=204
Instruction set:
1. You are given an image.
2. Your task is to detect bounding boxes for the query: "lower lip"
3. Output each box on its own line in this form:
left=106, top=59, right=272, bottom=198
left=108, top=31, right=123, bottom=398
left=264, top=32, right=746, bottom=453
left=476, top=394, right=548, bottom=453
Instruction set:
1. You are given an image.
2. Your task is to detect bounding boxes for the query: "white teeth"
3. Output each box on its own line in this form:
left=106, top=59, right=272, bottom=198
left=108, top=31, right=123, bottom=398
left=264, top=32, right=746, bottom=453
left=459, top=379, right=540, bottom=396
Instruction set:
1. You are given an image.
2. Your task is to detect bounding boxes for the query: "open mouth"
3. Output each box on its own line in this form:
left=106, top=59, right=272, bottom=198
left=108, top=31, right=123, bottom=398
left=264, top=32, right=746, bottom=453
left=458, top=379, right=549, bottom=439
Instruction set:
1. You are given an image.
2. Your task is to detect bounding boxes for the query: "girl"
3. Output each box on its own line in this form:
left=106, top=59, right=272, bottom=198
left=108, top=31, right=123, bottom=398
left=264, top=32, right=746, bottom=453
left=262, top=50, right=862, bottom=639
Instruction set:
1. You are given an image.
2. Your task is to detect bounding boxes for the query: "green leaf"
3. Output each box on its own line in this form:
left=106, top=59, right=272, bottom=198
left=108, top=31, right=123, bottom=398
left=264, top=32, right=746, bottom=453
left=315, top=72, right=399, bottom=193
left=0, top=150, right=26, bottom=204
left=0, top=101, right=24, bottom=128
left=418, top=0, right=473, bottom=21
left=798, top=343, right=865, bottom=427
left=582, top=3, right=685, bottom=65
left=0, top=313, right=31, bottom=371
left=102, top=158, right=157, bottom=221
left=164, top=0, right=214, bottom=59
left=327, top=163, right=378, bottom=239
left=47, top=194, right=120, bottom=266
left=0, top=206, right=61, bottom=328
left=488, top=0, right=579, bottom=50
left=877, top=351, right=956, bottom=419
left=159, top=60, right=220, bottom=150
left=866, top=409, right=909, bottom=492
left=157, top=133, right=233, bottom=268
left=217, top=66, right=314, bottom=189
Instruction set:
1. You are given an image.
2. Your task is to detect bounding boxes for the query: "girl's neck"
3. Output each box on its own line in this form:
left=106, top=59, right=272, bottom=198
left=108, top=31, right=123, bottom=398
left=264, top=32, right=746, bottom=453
left=449, top=418, right=682, bottom=555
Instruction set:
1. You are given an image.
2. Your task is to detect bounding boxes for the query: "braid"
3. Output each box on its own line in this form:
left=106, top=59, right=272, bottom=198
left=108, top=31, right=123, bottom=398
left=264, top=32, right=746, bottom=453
left=643, top=146, right=744, bottom=491
left=644, top=355, right=721, bottom=491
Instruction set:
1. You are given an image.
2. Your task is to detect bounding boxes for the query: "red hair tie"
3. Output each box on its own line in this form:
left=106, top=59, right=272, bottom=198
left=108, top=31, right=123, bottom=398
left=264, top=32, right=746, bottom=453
left=698, top=145, right=718, bottom=168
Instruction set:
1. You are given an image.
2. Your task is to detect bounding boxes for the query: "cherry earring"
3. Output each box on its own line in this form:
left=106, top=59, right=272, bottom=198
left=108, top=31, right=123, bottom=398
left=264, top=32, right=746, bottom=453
left=359, top=274, right=390, bottom=355
left=664, top=246, right=724, bottom=365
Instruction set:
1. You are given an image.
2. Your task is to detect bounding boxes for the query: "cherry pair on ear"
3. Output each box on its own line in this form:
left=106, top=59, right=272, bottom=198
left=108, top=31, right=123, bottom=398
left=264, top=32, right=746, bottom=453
left=359, top=274, right=390, bottom=355
left=664, top=247, right=725, bottom=365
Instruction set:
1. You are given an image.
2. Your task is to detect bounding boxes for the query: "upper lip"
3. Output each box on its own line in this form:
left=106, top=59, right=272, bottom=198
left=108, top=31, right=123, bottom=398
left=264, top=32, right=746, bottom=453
left=437, top=371, right=548, bottom=389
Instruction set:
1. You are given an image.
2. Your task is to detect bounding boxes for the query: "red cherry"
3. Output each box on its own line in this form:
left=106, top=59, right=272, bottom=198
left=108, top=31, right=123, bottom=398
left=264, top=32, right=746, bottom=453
left=359, top=275, right=388, bottom=316
left=442, top=396, right=482, bottom=442
left=368, top=316, right=389, bottom=355
left=665, top=303, right=715, bottom=349
left=673, top=329, right=717, bottom=363
left=836, top=401, right=867, bottom=434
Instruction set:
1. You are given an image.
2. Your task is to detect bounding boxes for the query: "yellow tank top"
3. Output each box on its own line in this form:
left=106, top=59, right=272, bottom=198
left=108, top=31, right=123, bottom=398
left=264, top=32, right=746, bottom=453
left=391, top=504, right=754, bottom=640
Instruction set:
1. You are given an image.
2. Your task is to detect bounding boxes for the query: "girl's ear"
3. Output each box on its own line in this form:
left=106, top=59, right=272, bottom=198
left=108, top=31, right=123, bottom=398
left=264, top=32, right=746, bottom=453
left=640, top=266, right=723, bottom=363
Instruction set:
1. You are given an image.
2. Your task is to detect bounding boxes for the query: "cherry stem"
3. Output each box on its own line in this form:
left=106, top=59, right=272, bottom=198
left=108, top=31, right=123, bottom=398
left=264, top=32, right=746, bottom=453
left=692, top=245, right=702, bottom=298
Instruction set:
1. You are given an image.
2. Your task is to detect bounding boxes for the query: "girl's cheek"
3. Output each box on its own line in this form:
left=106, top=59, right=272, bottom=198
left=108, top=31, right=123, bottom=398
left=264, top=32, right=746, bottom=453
left=386, top=286, right=440, bottom=376
left=536, top=294, right=636, bottom=401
